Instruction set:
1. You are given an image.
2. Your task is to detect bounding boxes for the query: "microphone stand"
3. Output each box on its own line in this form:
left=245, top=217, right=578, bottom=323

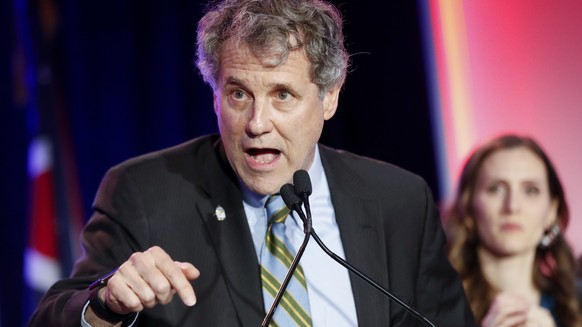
left=290, top=207, right=436, bottom=327
left=261, top=185, right=312, bottom=327
left=288, top=170, right=437, bottom=327
left=308, top=231, right=435, bottom=327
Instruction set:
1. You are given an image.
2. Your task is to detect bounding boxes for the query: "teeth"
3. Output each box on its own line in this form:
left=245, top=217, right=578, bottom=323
left=253, top=153, right=276, bottom=163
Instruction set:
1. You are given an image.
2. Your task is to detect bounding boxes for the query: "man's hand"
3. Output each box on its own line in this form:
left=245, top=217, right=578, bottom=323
left=89, top=245, right=200, bottom=324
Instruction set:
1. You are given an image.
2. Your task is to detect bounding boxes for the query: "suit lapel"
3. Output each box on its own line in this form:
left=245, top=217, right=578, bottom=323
left=194, top=140, right=264, bottom=326
left=321, top=146, right=391, bottom=326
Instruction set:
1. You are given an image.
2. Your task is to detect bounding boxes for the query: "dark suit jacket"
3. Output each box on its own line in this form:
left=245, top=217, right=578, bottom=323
left=29, top=135, right=476, bottom=326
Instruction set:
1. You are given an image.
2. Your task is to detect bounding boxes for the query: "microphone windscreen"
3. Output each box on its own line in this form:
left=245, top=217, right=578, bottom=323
left=280, top=183, right=302, bottom=209
left=293, top=170, right=312, bottom=196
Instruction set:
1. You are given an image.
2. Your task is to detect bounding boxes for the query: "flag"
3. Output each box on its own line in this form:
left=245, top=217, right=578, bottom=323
left=22, top=118, right=85, bottom=320
left=14, top=0, right=85, bottom=321
left=24, top=136, right=61, bottom=294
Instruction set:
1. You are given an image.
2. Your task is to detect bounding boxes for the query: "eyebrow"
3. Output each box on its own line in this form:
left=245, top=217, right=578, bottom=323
left=224, top=76, right=245, bottom=87
left=483, top=177, right=545, bottom=185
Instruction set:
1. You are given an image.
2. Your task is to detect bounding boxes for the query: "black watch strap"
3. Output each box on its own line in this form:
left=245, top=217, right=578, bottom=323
left=88, top=271, right=136, bottom=324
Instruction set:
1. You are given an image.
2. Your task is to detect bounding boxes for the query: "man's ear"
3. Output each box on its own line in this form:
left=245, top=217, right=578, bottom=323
left=213, top=92, right=219, bottom=115
left=322, top=85, right=341, bottom=120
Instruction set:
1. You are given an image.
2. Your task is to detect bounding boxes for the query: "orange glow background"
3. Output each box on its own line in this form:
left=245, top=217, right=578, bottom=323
left=425, top=0, right=582, bottom=256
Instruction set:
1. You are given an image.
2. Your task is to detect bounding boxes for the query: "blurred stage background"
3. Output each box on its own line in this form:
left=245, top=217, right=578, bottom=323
left=1, top=1, right=581, bottom=326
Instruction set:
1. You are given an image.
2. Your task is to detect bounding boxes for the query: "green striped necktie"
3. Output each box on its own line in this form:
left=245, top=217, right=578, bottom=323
left=260, top=195, right=312, bottom=326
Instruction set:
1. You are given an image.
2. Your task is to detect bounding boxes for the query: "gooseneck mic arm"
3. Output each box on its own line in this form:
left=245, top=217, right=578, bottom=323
left=283, top=170, right=437, bottom=327
left=261, top=184, right=312, bottom=327
left=309, top=231, right=436, bottom=326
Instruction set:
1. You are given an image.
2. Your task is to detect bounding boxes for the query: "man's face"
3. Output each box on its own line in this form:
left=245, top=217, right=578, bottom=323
left=213, top=40, right=340, bottom=195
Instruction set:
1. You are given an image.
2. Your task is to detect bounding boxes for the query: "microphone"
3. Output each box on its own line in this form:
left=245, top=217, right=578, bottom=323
left=282, top=171, right=437, bottom=327
left=261, top=184, right=312, bottom=327
left=293, top=170, right=312, bottom=221
left=281, top=183, right=311, bottom=234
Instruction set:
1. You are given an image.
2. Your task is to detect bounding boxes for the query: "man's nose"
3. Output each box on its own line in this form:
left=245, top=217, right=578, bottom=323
left=246, top=98, right=274, bottom=136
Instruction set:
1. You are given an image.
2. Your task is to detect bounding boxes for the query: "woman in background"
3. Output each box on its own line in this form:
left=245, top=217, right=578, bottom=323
left=446, top=134, right=582, bottom=327
left=578, top=256, right=582, bottom=310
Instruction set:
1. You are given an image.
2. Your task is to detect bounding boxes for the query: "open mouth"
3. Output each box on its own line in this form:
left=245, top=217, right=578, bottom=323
left=245, top=148, right=281, bottom=164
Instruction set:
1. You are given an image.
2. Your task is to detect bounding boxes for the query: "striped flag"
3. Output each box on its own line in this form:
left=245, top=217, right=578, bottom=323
left=24, top=136, right=62, bottom=294
left=22, top=117, right=85, bottom=320
left=13, top=0, right=85, bottom=320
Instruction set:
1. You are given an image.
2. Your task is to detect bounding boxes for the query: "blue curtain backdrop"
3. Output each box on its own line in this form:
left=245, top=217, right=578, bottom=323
left=0, top=1, right=436, bottom=326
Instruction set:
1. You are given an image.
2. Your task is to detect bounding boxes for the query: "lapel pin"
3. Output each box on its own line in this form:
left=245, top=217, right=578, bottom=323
left=214, top=205, right=226, bottom=221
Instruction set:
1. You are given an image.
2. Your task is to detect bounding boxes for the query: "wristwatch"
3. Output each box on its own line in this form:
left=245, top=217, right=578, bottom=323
left=88, top=269, right=136, bottom=323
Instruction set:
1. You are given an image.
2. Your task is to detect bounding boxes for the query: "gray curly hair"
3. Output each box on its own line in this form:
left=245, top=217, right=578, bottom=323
left=195, top=0, right=349, bottom=98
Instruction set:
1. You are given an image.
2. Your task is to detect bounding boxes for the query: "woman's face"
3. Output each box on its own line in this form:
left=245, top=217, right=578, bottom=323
left=471, top=146, right=557, bottom=257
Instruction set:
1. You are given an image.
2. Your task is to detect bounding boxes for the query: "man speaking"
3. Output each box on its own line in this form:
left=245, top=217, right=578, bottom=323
left=28, top=0, right=476, bottom=326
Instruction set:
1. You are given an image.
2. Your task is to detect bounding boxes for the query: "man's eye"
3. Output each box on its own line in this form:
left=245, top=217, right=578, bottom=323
left=233, top=90, right=246, bottom=100
left=277, top=91, right=290, bottom=100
